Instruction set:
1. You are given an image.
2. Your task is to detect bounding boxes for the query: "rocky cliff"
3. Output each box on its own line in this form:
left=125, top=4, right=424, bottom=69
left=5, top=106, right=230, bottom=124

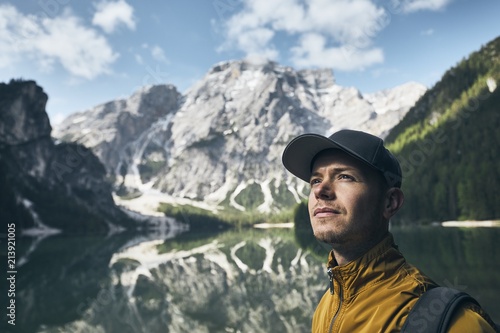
left=0, top=79, right=172, bottom=234
left=54, top=60, right=426, bottom=214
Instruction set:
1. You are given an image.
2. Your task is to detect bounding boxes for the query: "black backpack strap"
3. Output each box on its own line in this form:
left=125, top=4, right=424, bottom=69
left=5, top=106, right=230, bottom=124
left=401, top=287, right=479, bottom=333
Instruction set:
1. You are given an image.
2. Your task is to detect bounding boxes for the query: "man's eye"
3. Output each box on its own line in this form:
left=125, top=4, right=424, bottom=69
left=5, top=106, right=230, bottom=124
left=339, top=174, right=354, bottom=181
left=310, top=178, right=321, bottom=186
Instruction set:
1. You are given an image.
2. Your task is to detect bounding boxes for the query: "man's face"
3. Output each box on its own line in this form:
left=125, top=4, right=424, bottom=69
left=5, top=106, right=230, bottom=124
left=308, top=149, right=388, bottom=247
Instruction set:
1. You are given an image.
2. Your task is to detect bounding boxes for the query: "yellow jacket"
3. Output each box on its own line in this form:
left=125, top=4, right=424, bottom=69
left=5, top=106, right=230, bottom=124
left=312, top=233, right=496, bottom=333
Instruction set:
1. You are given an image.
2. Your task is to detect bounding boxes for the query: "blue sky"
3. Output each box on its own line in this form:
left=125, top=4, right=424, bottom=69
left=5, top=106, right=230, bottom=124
left=1, top=0, right=499, bottom=124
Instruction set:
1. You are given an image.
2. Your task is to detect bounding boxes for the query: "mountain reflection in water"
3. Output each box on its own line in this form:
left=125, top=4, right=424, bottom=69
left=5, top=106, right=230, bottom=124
left=4, top=226, right=499, bottom=332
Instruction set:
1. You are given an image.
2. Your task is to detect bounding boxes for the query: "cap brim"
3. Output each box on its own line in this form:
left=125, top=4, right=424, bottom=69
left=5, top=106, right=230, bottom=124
left=282, top=134, right=343, bottom=183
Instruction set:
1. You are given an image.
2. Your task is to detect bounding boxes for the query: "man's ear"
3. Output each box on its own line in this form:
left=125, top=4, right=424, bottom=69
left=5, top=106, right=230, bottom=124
left=383, top=188, right=404, bottom=220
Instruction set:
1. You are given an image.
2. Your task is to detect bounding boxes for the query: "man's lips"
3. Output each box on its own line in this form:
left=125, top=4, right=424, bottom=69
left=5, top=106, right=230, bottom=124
left=313, top=207, right=341, bottom=217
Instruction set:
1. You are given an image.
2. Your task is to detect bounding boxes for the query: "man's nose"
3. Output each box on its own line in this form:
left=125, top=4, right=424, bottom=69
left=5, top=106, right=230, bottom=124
left=314, top=181, right=335, bottom=200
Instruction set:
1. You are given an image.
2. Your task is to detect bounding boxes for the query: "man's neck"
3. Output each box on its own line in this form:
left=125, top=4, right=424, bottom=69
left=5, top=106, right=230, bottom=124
left=332, top=232, right=389, bottom=266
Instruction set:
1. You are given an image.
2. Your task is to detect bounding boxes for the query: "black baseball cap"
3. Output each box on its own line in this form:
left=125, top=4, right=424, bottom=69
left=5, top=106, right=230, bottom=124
left=282, top=129, right=402, bottom=188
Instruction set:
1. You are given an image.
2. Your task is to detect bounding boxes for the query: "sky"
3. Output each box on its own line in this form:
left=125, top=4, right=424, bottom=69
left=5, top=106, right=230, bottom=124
left=1, top=0, right=499, bottom=124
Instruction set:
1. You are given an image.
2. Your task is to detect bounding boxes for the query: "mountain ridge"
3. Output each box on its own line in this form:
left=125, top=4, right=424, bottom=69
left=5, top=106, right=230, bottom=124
left=54, top=59, right=426, bottom=214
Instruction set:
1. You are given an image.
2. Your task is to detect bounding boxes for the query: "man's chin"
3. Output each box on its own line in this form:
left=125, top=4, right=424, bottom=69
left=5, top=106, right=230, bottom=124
left=313, top=230, right=344, bottom=245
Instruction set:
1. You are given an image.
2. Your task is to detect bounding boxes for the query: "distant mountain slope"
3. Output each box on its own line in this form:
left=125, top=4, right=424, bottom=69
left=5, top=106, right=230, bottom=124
left=385, top=36, right=500, bottom=223
left=53, top=85, right=181, bottom=181
left=54, top=60, right=426, bottom=213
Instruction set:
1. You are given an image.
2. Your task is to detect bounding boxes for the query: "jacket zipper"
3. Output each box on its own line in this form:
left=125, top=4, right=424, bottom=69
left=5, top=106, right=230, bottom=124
left=327, top=268, right=343, bottom=333
left=328, top=268, right=334, bottom=294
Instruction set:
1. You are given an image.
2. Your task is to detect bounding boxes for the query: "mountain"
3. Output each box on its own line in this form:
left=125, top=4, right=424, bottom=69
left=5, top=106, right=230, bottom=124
left=0, top=80, right=179, bottom=234
left=54, top=60, right=426, bottom=214
left=54, top=84, right=181, bottom=182
left=385, top=36, right=500, bottom=223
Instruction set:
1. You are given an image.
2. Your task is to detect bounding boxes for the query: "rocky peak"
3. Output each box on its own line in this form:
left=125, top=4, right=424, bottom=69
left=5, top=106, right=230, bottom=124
left=361, top=82, right=428, bottom=138
left=53, top=84, right=181, bottom=175
left=364, top=81, right=428, bottom=115
left=0, top=79, right=51, bottom=145
left=297, top=67, right=335, bottom=89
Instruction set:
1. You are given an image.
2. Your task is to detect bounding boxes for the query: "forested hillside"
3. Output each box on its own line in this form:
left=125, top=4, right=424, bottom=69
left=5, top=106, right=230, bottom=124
left=386, top=36, right=500, bottom=223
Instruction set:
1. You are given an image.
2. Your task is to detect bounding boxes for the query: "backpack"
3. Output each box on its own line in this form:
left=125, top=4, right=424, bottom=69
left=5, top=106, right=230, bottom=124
left=401, top=287, right=498, bottom=332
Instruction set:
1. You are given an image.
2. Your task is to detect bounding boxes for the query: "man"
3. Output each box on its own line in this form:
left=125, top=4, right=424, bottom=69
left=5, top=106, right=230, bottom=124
left=282, top=129, right=497, bottom=332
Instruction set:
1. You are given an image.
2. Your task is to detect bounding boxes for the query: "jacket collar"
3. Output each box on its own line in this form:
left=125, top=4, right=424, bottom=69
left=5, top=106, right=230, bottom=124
left=327, top=233, right=405, bottom=299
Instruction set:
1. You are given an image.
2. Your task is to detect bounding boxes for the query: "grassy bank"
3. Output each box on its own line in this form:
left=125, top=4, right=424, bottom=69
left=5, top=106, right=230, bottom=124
left=157, top=202, right=294, bottom=231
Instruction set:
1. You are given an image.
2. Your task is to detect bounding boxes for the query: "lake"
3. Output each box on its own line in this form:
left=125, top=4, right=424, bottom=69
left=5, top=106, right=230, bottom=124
left=3, top=225, right=499, bottom=332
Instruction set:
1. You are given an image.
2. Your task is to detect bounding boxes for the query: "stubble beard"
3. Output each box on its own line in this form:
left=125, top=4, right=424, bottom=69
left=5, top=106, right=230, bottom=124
left=311, top=207, right=383, bottom=248
left=311, top=217, right=351, bottom=246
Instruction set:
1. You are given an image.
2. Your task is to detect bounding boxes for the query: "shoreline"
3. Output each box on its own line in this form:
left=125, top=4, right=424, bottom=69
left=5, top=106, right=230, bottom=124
left=253, top=222, right=294, bottom=229
left=440, top=220, right=500, bottom=228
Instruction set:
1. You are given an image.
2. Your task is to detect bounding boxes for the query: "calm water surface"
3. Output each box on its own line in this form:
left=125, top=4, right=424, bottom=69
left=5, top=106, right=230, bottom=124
left=2, top=225, right=499, bottom=332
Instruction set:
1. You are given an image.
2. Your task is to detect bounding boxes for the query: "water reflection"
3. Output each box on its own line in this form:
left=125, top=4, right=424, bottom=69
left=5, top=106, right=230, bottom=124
left=3, top=226, right=499, bottom=332
left=4, top=233, right=136, bottom=333
left=392, top=226, right=500, bottom=323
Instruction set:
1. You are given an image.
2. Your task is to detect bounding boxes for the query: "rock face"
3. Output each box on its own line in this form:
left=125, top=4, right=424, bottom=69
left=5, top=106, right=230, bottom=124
left=0, top=80, right=52, bottom=145
left=0, top=80, right=139, bottom=233
left=54, top=85, right=180, bottom=179
left=363, top=81, right=429, bottom=138
left=54, top=60, right=427, bottom=213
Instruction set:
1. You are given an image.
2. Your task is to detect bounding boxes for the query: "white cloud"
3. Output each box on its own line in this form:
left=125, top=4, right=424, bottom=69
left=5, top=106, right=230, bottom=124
left=221, top=0, right=388, bottom=70
left=137, top=44, right=169, bottom=63
left=234, top=27, right=278, bottom=60
left=92, top=0, right=136, bottom=33
left=0, top=4, right=118, bottom=79
left=151, top=45, right=169, bottom=63
left=220, top=0, right=453, bottom=70
left=291, top=33, right=384, bottom=70
left=420, top=28, right=435, bottom=36
left=135, top=54, right=144, bottom=65
left=388, top=0, right=453, bottom=13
